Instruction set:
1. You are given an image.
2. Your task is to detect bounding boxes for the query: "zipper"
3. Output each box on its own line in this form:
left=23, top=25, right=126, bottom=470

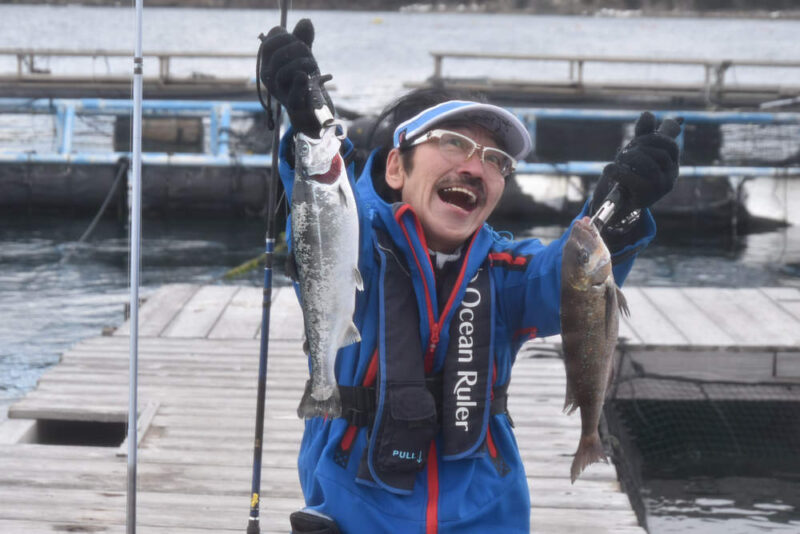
left=424, top=323, right=440, bottom=374
left=394, top=205, right=483, bottom=533
left=425, top=441, right=439, bottom=534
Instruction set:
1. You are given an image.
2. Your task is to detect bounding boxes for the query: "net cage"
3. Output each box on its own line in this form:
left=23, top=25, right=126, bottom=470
left=603, top=350, right=800, bottom=527
left=0, top=110, right=275, bottom=216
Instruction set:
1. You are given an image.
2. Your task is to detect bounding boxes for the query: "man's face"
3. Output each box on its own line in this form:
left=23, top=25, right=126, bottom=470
left=386, top=124, right=507, bottom=253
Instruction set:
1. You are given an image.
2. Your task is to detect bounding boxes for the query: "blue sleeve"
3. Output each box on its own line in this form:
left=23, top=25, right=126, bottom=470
left=495, top=200, right=655, bottom=348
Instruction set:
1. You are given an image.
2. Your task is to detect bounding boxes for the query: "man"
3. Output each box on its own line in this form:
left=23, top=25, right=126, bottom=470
left=260, top=20, right=678, bottom=534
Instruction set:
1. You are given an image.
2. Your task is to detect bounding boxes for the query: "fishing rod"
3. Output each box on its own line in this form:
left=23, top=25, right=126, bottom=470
left=248, top=1, right=290, bottom=532
left=127, top=0, right=144, bottom=530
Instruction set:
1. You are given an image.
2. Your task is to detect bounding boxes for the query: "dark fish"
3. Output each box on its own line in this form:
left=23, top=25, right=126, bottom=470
left=560, top=216, right=628, bottom=483
left=291, top=127, right=363, bottom=419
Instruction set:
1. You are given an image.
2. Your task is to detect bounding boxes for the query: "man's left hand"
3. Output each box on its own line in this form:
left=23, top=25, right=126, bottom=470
left=592, top=111, right=681, bottom=226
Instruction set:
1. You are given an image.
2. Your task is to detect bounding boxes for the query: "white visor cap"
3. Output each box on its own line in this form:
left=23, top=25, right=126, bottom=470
left=392, top=100, right=532, bottom=162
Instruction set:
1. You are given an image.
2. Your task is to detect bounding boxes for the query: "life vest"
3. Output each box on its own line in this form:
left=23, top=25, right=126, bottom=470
left=338, top=229, right=504, bottom=494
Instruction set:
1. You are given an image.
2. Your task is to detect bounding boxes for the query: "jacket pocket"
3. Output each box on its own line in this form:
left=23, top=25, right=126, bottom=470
left=375, top=382, right=437, bottom=473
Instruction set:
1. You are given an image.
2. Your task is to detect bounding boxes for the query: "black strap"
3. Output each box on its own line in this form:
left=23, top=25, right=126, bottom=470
left=339, top=379, right=511, bottom=428
left=490, top=382, right=513, bottom=427
left=339, top=385, right=375, bottom=427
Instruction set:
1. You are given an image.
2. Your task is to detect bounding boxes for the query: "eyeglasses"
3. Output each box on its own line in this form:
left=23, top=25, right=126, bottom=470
left=406, top=129, right=517, bottom=179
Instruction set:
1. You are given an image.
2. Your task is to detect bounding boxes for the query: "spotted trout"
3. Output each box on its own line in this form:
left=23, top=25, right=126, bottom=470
left=560, top=216, right=629, bottom=483
left=291, top=125, right=363, bottom=419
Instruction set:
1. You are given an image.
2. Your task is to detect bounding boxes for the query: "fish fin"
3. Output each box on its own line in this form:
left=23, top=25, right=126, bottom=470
left=285, top=252, right=299, bottom=282
left=297, top=382, right=342, bottom=419
left=616, top=285, right=630, bottom=317
left=340, top=321, right=361, bottom=348
left=570, top=431, right=608, bottom=484
left=354, top=267, right=364, bottom=291
left=605, top=283, right=617, bottom=340
left=563, top=379, right=578, bottom=415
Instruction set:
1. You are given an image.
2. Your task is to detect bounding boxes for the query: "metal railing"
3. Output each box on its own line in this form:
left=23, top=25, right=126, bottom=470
left=0, top=48, right=255, bottom=85
left=428, top=51, right=800, bottom=105
left=0, top=98, right=271, bottom=167
left=511, top=107, right=800, bottom=177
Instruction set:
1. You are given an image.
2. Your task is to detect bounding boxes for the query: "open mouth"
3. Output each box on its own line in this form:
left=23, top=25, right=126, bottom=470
left=438, top=186, right=479, bottom=212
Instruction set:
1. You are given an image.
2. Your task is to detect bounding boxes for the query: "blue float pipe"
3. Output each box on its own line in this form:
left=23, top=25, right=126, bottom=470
left=0, top=152, right=271, bottom=167
left=3, top=150, right=796, bottom=178
left=510, top=107, right=800, bottom=125
left=3, top=97, right=800, bottom=178
left=218, top=103, right=231, bottom=157
left=515, top=162, right=800, bottom=177
left=4, top=98, right=800, bottom=124
left=59, top=103, right=75, bottom=154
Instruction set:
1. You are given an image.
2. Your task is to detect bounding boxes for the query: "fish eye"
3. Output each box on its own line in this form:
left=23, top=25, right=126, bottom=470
left=579, top=250, right=590, bottom=264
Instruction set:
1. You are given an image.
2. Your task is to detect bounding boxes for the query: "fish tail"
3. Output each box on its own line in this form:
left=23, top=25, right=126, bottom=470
left=297, top=385, right=342, bottom=420
left=570, top=432, right=608, bottom=484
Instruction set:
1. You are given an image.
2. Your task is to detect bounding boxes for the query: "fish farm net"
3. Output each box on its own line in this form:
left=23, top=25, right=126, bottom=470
left=603, top=352, right=800, bottom=527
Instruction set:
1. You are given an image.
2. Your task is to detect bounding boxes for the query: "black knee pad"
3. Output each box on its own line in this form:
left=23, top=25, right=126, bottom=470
left=289, top=510, right=341, bottom=534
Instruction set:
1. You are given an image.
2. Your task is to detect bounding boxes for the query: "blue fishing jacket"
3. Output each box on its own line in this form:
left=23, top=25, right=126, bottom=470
left=278, top=129, right=655, bottom=534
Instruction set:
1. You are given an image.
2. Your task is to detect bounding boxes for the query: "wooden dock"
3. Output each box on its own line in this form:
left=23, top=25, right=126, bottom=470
left=2, top=284, right=800, bottom=533
left=0, top=283, right=644, bottom=533
left=614, top=286, right=800, bottom=401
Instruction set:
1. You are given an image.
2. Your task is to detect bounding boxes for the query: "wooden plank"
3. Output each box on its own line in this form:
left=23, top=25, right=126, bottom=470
left=115, top=283, right=199, bottom=337
left=269, top=286, right=305, bottom=340
left=0, top=520, right=243, bottom=534
left=762, top=288, right=800, bottom=323
left=613, top=376, right=800, bottom=401
left=680, top=287, right=794, bottom=347
left=117, top=401, right=159, bottom=456
left=531, top=507, right=643, bottom=532
left=618, top=314, right=641, bottom=344
left=528, top=478, right=631, bottom=510
left=777, top=352, right=800, bottom=379
left=719, top=288, right=800, bottom=346
left=0, top=418, right=36, bottom=444
left=624, top=349, right=776, bottom=383
left=161, top=285, right=239, bottom=338
left=8, top=403, right=128, bottom=422
left=208, top=286, right=262, bottom=340
left=620, top=287, right=688, bottom=346
left=638, top=287, right=734, bottom=346
left=760, top=286, right=800, bottom=303
left=0, top=462, right=301, bottom=498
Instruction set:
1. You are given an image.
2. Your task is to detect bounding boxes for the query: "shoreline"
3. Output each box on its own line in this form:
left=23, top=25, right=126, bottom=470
left=2, top=2, right=800, bottom=20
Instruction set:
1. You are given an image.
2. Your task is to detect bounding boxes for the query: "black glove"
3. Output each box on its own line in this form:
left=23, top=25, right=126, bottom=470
left=258, top=19, right=334, bottom=138
left=592, top=111, right=681, bottom=227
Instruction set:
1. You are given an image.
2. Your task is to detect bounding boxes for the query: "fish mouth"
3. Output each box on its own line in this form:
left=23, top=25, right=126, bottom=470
left=436, top=178, right=484, bottom=212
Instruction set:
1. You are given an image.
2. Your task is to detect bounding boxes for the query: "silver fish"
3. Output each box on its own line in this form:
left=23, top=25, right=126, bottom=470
left=560, top=216, right=629, bottom=483
left=290, top=126, right=363, bottom=419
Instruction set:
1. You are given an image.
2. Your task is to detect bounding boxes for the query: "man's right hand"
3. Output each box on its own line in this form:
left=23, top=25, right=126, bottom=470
left=258, top=19, right=334, bottom=138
